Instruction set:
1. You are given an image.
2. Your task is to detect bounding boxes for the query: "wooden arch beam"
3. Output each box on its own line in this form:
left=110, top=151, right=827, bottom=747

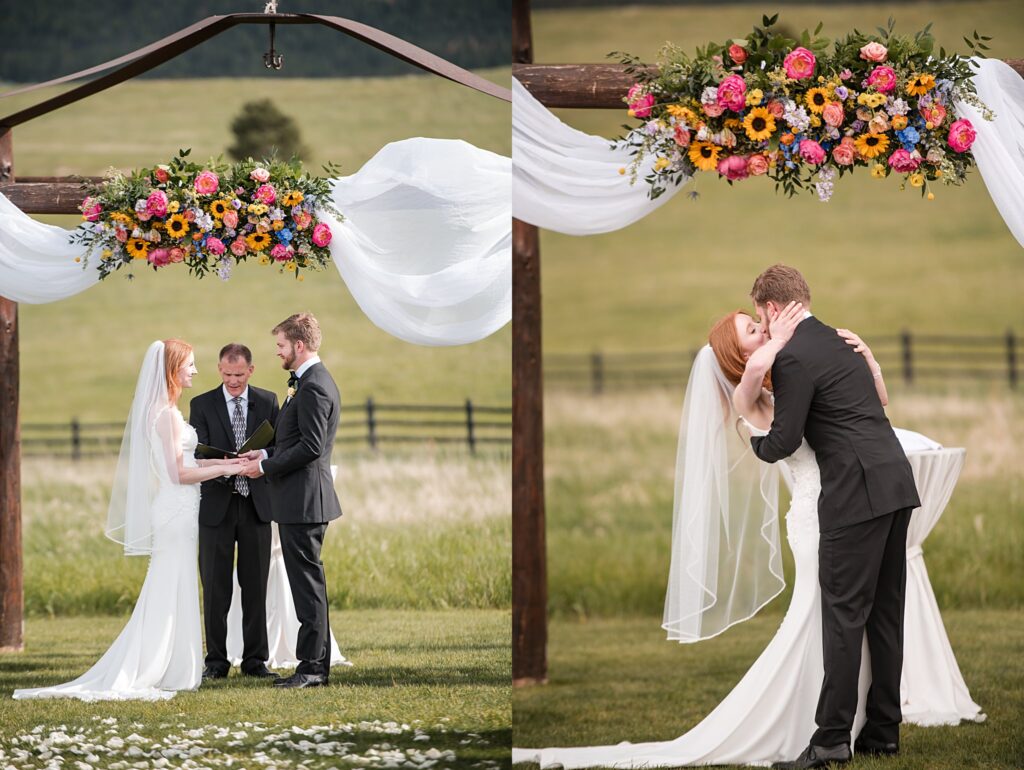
left=0, top=12, right=510, bottom=131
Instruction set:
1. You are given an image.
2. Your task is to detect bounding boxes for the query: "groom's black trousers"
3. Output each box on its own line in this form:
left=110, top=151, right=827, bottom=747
left=813, top=507, right=913, bottom=748
left=198, top=494, right=271, bottom=674
left=278, top=522, right=332, bottom=677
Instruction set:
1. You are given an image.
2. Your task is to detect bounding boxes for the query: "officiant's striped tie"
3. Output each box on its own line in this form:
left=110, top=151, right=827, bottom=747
left=231, top=396, right=249, bottom=497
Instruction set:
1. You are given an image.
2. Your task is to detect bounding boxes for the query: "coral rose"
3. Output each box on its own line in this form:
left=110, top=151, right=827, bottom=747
left=717, top=154, right=750, bottom=181
left=947, top=118, right=976, bottom=152
left=867, top=66, right=897, bottom=93
left=627, top=84, right=655, bottom=118
left=728, top=43, right=748, bottom=65
left=746, top=154, right=769, bottom=176
left=230, top=237, right=248, bottom=257
left=798, top=139, right=826, bottom=165
left=673, top=124, right=691, bottom=147
left=250, top=168, right=271, bottom=183
left=782, top=47, right=816, bottom=80
left=887, top=148, right=922, bottom=173
left=169, top=247, right=185, bottom=263
left=832, top=138, right=856, bottom=166
left=822, top=102, right=845, bottom=128
left=148, top=248, right=171, bottom=267
left=716, top=74, right=747, bottom=112
left=859, top=42, right=888, bottom=63
left=222, top=209, right=239, bottom=229
left=154, top=165, right=170, bottom=184
left=194, top=170, right=220, bottom=195
left=921, top=103, right=947, bottom=128
left=766, top=100, right=785, bottom=119
left=703, top=101, right=725, bottom=118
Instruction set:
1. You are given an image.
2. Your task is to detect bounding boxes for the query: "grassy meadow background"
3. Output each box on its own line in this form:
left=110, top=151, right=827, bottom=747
left=517, top=3, right=1024, bottom=767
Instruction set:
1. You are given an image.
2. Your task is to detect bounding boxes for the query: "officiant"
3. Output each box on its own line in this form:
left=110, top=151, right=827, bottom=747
left=189, top=343, right=280, bottom=681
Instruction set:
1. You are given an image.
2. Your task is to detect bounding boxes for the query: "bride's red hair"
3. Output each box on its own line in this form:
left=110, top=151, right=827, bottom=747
left=708, top=311, right=771, bottom=391
left=163, top=339, right=193, bottom=405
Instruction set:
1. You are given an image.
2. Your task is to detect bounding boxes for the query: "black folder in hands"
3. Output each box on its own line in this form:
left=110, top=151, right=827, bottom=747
left=196, top=419, right=275, bottom=459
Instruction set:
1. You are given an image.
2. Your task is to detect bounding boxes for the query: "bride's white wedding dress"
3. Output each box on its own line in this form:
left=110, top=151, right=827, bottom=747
left=14, top=408, right=203, bottom=701
left=513, top=426, right=869, bottom=768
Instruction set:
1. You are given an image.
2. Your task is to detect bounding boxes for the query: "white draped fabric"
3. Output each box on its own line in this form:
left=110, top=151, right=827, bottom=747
left=0, top=138, right=511, bottom=347
left=512, top=79, right=686, bottom=235
left=512, top=61, right=1024, bottom=248
left=901, top=448, right=986, bottom=726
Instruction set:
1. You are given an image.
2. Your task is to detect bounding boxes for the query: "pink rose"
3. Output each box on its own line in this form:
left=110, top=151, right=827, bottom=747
left=920, top=103, right=947, bottom=127
left=154, top=166, right=170, bottom=184
left=746, top=154, right=769, bottom=176
left=136, top=209, right=152, bottom=223
left=206, top=237, right=226, bottom=256
left=293, top=210, right=312, bottom=230
left=271, top=243, right=291, bottom=261
left=148, top=248, right=171, bottom=267
left=115, top=228, right=128, bottom=243
left=840, top=68, right=853, bottom=81
left=716, top=74, right=747, bottom=112
left=822, top=102, right=845, bottom=128
left=867, top=66, right=897, bottom=93
left=766, top=100, right=785, bottom=119
left=702, top=101, right=725, bottom=117
left=80, top=197, right=102, bottom=222
left=194, top=170, right=220, bottom=195
left=783, top=47, right=816, bottom=80
left=728, top=43, right=747, bottom=65
left=312, top=222, right=332, bottom=247
left=230, top=237, right=248, bottom=257
left=146, top=190, right=168, bottom=218
left=250, top=167, right=271, bottom=183
left=254, top=184, right=276, bottom=205
left=673, top=124, right=690, bottom=147
left=887, top=148, right=922, bottom=173
left=859, top=42, right=888, bottom=63
left=626, top=84, right=655, bottom=118
left=169, top=247, right=185, bottom=263
left=717, top=154, right=749, bottom=181
left=184, top=209, right=196, bottom=222
left=832, top=138, right=856, bottom=166
left=947, top=118, right=976, bottom=152
left=798, top=139, right=826, bottom=165
left=222, top=209, right=239, bottom=229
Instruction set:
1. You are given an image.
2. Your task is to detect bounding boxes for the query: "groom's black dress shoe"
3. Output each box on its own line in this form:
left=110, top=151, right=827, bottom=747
left=772, top=744, right=851, bottom=769
left=854, top=738, right=899, bottom=757
left=242, top=664, right=280, bottom=680
left=273, top=672, right=328, bottom=689
left=201, top=666, right=229, bottom=681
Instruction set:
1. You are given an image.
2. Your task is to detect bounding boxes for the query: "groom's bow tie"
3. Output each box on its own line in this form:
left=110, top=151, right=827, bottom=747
left=287, top=371, right=299, bottom=390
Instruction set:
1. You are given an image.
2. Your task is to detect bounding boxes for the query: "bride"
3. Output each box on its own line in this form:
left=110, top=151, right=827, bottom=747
left=14, top=339, right=245, bottom=701
left=514, top=302, right=888, bottom=768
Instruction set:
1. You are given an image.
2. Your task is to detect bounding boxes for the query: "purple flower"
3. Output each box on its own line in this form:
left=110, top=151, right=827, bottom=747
left=835, top=86, right=849, bottom=100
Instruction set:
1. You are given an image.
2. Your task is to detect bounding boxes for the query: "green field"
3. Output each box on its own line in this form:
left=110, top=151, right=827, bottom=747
left=0, top=69, right=512, bottom=420
left=1, top=610, right=511, bottom=769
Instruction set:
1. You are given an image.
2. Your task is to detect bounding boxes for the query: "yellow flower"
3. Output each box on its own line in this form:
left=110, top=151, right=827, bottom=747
left=810, top=115, right=822, bottom=128
left=297, top=275, right=305, bottom=282
left=248, top=203, right=269, bottom=216
left=805, top=87, right=829, bottom=114
left=101, top=248, right=113, bottom=260
left=909, top=173, right=925, bottom=188
left=167, top=200, right=180, bottom=213
left=857, top=92, right=887, bottom=109
left=246, top=232, right=272, bottom=251
left=746, top=88, right=764, bottom=107
left=724, top=118, right=742, bottom=131
left=165, top=214, right=189, bottom=238
left=856, top=132, right=890, bottom=159
left=285, top=261, right=297, bottom=272
left=74, top=256, right=81, bottom=263
left=272, top=220, right=285, bottom=231
left=891, top=115, right=908, bottom=131
left=210, top=199, right=231, bottom=218
left=742, top=107, right=776, bottom=142
left=110, top=212, right=133, bottom=226
left=906, top=73, right=936, bottom=96
left=618, top=167, right=626, bottom=175
left=927, top=192, right=935, bottom=200
left=653, top=157, right=672, bottom=172
left=281, top=190, right=304, bottom=207
left=258, top=255, right=271, bottom=266
left=870, top=163, right=887, bottom=179
left=126, top=238, right=151, bottom=259
left=688, top=141, right=721, bottom=172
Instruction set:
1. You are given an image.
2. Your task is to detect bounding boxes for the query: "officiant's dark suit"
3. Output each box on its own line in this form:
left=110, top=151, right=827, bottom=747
left=261, top=359, right=342, bottom=681
left=190, top=379, right=279, bottom=677
left=751, top=315, right=921, bottom=751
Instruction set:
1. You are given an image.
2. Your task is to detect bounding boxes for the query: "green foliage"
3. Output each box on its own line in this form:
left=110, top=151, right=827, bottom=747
left=227, top=99, right=309, bottom=162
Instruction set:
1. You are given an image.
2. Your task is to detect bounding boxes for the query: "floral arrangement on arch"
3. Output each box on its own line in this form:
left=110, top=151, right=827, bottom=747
left=615, top=15, right=993, bottom=201
left=74, top=150, right=343, bottom=280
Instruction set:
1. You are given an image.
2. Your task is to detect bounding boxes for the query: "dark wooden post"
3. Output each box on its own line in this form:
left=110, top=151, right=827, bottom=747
left=71, top=418, right=82, bottom=461
left=590, top=351, right=604, bottom=395
left=901, top=329, right=914, bottom=386
left=0, top=126, right=22, bottom=652
left=366, top=397, right=377, bottom=450
left=512, top=0, right=548, bottom=687
left=465, top=399, right=477, bottom=454
left=1007, top=329, right=1018, bottom=390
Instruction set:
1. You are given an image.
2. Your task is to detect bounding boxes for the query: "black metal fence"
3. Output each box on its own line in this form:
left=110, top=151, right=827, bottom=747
left=22, top=399, right=512, bottom=460
left=547, top=330, right=1020, bottom=393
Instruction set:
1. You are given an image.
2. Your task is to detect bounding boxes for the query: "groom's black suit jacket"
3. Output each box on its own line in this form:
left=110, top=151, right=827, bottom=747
left=262, top=362, right=343, bottom=524
left=751, top=316, right=920, bottom=532
left=189, top=385, right=280, bottom=526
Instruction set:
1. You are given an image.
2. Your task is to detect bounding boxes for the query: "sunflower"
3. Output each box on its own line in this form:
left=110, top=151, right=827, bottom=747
left=165, top=214, right=189, bottom=238
left=805, top=87, right=829, bottom=114
left=281, top=190, right=304, bottom=207
left=688, top=142, right=721, bottom=172
left=246, top=232, right=272, bottom=251
left=906, top=73, right=936, bottom=96
left=855, top=132, right=890, bottom=159
left=666, top=104, right=699, bottom=126
left=110, top=212, right=134, bottom=226
left=126, top=238, right=151, bottom=259
left=209, top=199, right=231, bottom=218
left=742, top=108, right=776, bottom=142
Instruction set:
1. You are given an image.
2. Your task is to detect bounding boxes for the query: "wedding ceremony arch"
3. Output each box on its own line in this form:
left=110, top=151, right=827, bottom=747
left=0, top=4, right=513, bottom=651
left=510, top=0, right=1024, bottom=687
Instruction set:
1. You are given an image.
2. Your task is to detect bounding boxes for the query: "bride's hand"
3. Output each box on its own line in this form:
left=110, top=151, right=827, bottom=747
left=768, top=301, right=803, bottom=345
left=837, top=328, right=878, bottom=366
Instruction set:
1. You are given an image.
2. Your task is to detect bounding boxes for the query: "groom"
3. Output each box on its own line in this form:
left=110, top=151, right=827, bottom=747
left=748, top=265, right=920, bottom=769
left=241, top=312, right=342, bottom=689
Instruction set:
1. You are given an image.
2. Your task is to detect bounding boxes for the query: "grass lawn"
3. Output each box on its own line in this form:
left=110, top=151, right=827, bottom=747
left=513, top=610, right=1023, bottom=770
left=0, top=610, right=511, bottom=769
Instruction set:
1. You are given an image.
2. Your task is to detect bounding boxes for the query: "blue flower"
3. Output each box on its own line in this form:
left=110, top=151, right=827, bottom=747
left=896, top=127, right=920, bottom=146
left=278, top=228, right=294, bottom=243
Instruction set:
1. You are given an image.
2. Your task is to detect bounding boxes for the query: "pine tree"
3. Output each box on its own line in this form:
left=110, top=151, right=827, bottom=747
left=227, top=99, right=309, bottom=161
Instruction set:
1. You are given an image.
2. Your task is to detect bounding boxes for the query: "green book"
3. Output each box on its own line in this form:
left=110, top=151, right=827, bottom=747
left=196, top=419, right=274, bottom=459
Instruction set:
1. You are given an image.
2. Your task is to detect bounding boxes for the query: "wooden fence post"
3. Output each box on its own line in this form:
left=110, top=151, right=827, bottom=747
left=590, top=351, right=604, bottom=395
left=901, top=329, right=914, bottom=385
left=0, top=296, right=23, bottom=651
left=70, top=418, right=81, bottom=461
left=1007, top=330, right=1018, bottom=390
left=465, top=399, right=476, bottom=454
left=365, top=398, right=377, bottom=450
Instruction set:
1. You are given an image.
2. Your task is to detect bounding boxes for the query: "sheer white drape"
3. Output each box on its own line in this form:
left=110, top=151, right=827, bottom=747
left=0, top=139, right=510, bottom=347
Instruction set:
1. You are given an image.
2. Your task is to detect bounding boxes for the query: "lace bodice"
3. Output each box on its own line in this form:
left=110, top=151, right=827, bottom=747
left=178, top=411, right=198, bottom=469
